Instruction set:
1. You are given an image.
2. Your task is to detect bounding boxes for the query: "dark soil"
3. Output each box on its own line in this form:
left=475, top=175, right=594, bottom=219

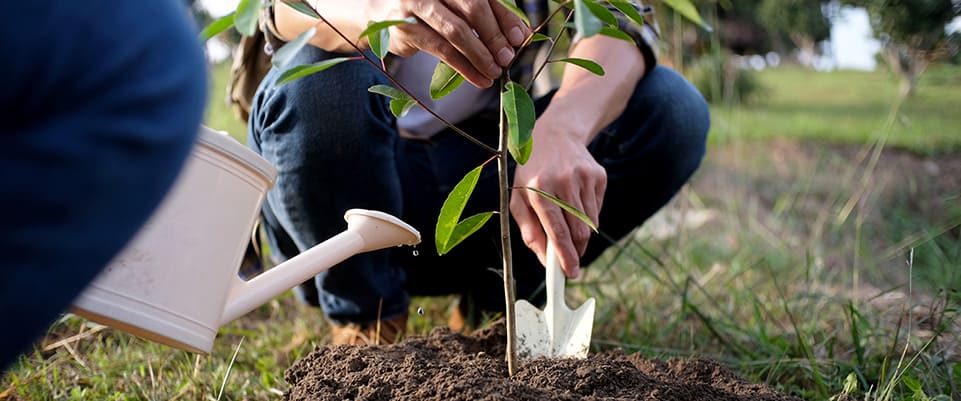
left=285, top=320, right=801, bottom=401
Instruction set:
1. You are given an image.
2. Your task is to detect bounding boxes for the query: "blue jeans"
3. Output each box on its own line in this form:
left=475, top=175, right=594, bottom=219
left=0, top=1, right=207, bottom=368
left=248, top=46, right=709, bottom=325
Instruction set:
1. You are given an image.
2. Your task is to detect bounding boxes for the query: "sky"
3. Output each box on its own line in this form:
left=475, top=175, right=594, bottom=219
left=829, top=7, right=880, bottom=70
left=198, top=1, right=958, bottom=71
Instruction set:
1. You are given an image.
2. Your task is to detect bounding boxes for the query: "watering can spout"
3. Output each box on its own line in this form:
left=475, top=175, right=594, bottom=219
left=220, top=209, right=420, bottom=325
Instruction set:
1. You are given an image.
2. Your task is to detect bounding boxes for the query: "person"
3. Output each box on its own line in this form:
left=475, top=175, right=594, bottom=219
left=247, top=0, right=709, bottom=344
left=0, top=1, right=208, bottom=368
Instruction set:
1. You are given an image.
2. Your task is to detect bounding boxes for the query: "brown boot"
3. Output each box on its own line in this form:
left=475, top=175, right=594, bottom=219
left=447, top=306, right=470, bottom=334
left=330, top=311, right=408, bottom=345
left=447, top=296, right=488, bottom=334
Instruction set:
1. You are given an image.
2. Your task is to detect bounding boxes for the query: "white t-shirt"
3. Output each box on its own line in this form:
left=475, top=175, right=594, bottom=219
left=392, top=52, right=496, bottom=139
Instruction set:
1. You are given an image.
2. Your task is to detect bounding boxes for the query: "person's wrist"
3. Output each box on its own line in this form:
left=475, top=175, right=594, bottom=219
left=538, top=103, right=596, bottom=146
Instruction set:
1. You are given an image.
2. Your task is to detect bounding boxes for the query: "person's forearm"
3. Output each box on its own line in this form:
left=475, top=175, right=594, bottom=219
left=275, top=0, right=381, bottom=53
left=539, top=35, right=646, bottom=144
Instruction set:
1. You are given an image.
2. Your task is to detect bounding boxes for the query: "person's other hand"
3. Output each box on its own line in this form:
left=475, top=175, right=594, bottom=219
left=509, top=118, right=605, bottom=279
left=374, top=0, right=530, bottom=87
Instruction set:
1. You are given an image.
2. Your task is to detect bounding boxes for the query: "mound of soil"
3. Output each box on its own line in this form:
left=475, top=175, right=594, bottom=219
left=284, top=321, right=801, bottom=401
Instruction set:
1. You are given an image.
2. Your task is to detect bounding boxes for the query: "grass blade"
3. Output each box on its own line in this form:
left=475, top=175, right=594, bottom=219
left=217, top=337, right=245, bottom=401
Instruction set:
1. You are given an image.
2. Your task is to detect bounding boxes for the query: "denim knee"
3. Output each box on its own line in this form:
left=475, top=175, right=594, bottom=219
left=630, top=66, right=710, bottom=186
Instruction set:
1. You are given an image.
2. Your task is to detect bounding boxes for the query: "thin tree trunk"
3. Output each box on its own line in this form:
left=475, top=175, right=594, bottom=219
left=885, top=43, right=929, bottom=98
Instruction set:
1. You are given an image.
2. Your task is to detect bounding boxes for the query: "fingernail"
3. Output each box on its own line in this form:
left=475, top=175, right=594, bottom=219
left=496, top=47, right=514, bottom=67
left=487, top=62, right=503, bottom=78
left=477, top=77, right=493, bottom=88
left=509, top=27, right=525, bottom=46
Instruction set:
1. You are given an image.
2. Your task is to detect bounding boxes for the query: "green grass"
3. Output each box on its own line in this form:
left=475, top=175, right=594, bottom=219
left=2, top=64, right=959, bottom=400
left=203, top=62, right=249, bottom=143
left=710, top=65, right=961, bottom=155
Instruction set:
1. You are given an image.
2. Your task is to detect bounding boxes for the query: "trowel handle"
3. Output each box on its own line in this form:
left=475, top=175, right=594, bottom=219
left=545, top=240, right=566, bottom=310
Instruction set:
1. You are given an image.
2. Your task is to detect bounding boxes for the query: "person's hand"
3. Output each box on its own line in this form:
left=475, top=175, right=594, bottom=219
left=510, top=117, right=606, bottom=279
left=373, top=0, right=530, bottom=87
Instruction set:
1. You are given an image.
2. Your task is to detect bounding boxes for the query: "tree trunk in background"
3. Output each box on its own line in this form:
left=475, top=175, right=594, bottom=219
left=885, top=43, right=931, bottom=97
left=790, top=34, right=817, bottom=67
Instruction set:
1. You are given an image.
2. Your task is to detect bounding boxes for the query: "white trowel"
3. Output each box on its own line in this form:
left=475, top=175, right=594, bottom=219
left=515, top=240, right=596, bottom=359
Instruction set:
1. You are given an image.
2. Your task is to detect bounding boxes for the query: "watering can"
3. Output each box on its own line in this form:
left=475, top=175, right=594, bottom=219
left=71, top=126, right=420, bottom=354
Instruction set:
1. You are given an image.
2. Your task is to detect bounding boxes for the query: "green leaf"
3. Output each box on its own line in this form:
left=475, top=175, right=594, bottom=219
left=281, top=0, right=320, bottom=19
left=583, top=0, right=617, bottom=26
left=368, top=84, right=417, bottom=118
left=429, top=62, right=465, bottom=100
left=840, top=371, right=858, bottom=395
left=358, top=18, right=417, bottom=40
left=368, top=84, right=408, bottom=100
left=389, top=98, right=417, bottom=117
left=276, top=57, right=352, bottom=85
left=360, top=18, right=417, bottom=60
left=436, top=165, right=490, bottom=255
left=573, top=0, right=602, bottom=38
left=660, top=0, right=712, bottom=32
left=902, top=376, right=933, bottom=401
left=524, top=187, right=598, bottom=232
left=553, top=57, right=605, bottom=76
left=200, top=13, right=235, bottom=42
left=368, top=24, right=389, bottom=60
left=234, top=0, right=263, bottom=36
left=271, top=27, right=316, bottom=68
left=530, top=32, right=551, bottom=43
left=501, top=81, right=535, bottom=165
left=495, top=0, right=531, bottom=26
left=607, top=0, right=647, bottom=29
left=442, top=212, right=495, bottom=255
left=599, top=26, right=634, bottom=43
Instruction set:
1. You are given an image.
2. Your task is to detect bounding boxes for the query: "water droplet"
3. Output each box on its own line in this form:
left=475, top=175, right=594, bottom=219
left=416, top=307, right=424, bottom=316
left=412, top=249, right=419, bottom=256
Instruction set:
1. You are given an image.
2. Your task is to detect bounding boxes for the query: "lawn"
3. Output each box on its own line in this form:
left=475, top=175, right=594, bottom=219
left=710, top=65, right=961, bottom=155
left=2, top=63, right=959, bottom=400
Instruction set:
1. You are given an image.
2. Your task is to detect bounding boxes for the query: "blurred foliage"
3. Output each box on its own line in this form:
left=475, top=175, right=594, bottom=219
left=688, top=51, right=766, bottom=106
left=757, top=0, right=831, bottom=55
left=843, top=0, right=958, bottom=50
left=839, top=0, right=959, bottom=95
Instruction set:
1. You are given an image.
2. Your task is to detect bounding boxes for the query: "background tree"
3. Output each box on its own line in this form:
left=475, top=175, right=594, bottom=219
left=843, top=0, right=960, bottom=96
left=758, top=0, right=832, bottom=66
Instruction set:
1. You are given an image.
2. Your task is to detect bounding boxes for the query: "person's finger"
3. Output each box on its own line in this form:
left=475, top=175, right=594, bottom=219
left=488, top=0, right=530, bottom=47
left=574, top=185, right=598, bottom=257
left=392, top=22, right=493, bottom=87
left=410, top=2, right=502, bottom=81
left=528, top=189, right=580, bottom=278
left=446, top=0, right=515, bottom=67
left=511, top=193, right=547, bottom=265
left=594, top=172, right=607, bottom=222
left=563, top=191, right=591, bottom=261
